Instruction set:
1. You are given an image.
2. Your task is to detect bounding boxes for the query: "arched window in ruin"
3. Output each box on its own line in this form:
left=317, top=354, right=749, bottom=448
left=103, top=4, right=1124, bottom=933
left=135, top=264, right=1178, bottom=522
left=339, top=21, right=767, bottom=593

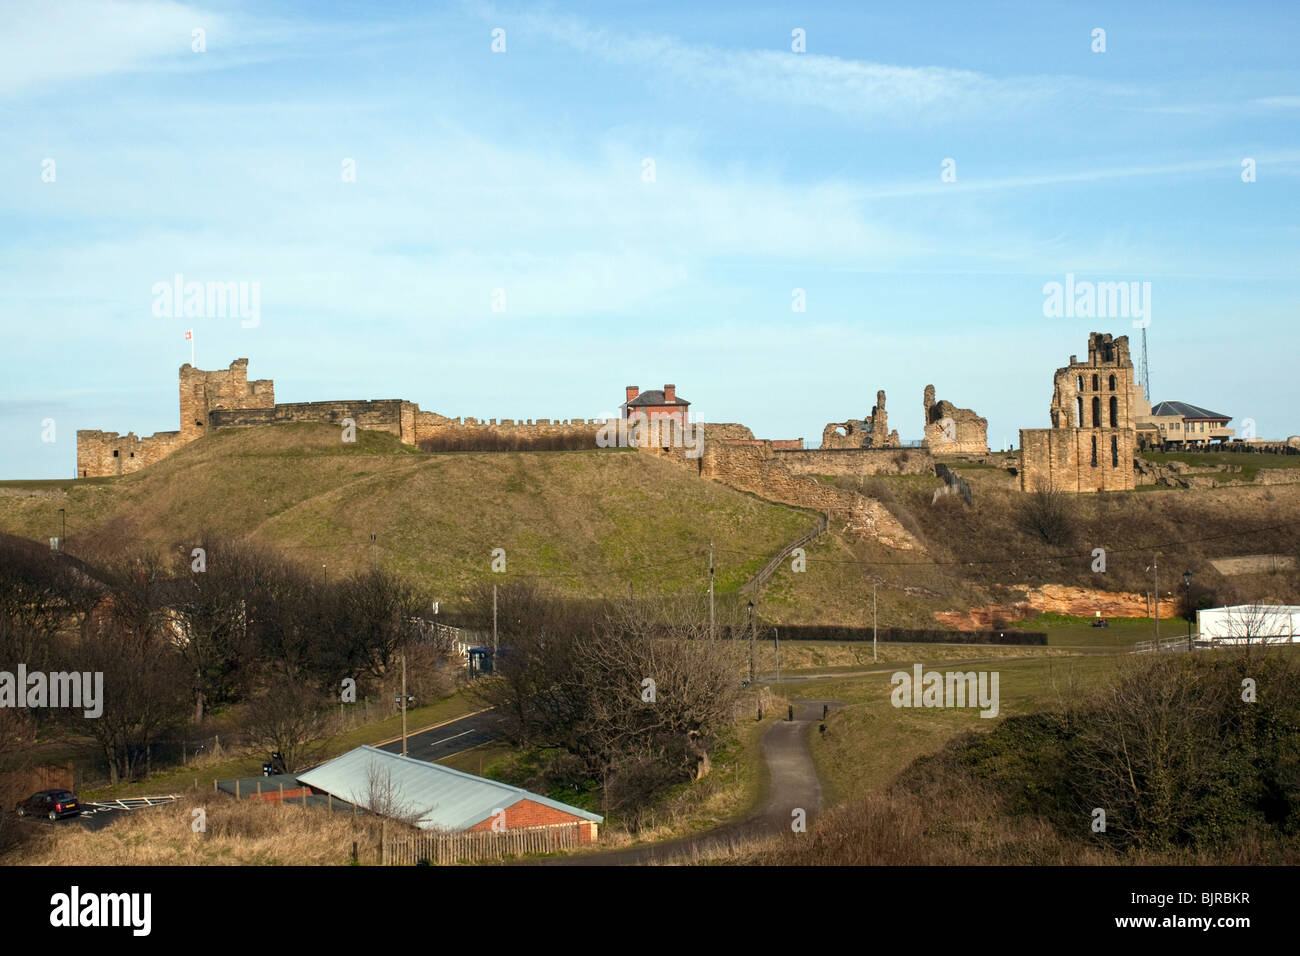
left=1092, top=396, right=1101, bottom=427
left=1109, top=395, right=1118, bottom=427
left=1108, top=374, right=1116, bottom=391
left=1091, top=435, right=1098, bottom=467
left=1076, top=375, right=1083, bottom=391
left=1111, top=435, right=1119, bottom=468
left=1076, top=397, right=1083, bottom=426
left=1092, top=374, right=1099, bottom=391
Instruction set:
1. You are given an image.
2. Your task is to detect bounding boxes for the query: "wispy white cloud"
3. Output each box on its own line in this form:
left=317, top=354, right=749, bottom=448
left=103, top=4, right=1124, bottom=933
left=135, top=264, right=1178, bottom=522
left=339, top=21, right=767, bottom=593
left=0, top=0, right=223, bottom=96
left=508, top=10, right=1113, bottom=121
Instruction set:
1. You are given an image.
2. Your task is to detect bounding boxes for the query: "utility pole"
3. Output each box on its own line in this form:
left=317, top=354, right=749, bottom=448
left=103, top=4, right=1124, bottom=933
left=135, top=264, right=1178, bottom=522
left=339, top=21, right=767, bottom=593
left=400, top=653, right=408, bottom=757
left=492, top=584, right=498, bottom=653
left=872, top=580, right=878, bottom=663
left=708, top=541, right=715, bottom=642
left=774, top=627, right=780, bottom=685
left=1147, top=554, right=1160, bottom=646
left=370, top=532, right=376, bottom=569
left=747, top=600, right=756, bottom=683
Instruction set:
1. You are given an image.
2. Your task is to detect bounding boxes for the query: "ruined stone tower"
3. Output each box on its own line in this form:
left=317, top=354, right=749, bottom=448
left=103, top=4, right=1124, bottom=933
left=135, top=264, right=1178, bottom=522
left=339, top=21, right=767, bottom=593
left=178, top=359, right=275, bottom=443
left=922, top=384, right=989, bottom=455
left=1018, top=333, right=1142, bottom=492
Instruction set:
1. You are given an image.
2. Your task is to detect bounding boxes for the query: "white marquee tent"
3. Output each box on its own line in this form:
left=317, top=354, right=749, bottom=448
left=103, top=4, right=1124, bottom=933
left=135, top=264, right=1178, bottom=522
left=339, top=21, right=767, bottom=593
left=1196, top=605, right=1300, bottom=645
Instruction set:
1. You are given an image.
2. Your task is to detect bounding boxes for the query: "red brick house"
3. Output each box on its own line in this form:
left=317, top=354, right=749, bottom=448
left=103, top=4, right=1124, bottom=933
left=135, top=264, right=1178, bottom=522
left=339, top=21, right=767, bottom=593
left=624, top=384, right=690, bottom=426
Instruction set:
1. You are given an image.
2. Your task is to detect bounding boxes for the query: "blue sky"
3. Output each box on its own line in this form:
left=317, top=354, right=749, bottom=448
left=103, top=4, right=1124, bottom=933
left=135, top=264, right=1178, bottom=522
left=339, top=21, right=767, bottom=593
left=2, top=0, right=1298, bottom=478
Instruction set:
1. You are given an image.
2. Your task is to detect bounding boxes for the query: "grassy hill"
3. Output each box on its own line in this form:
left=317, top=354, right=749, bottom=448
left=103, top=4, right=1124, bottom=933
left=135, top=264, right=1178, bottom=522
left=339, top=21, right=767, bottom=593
left=0, top=423, right=817, bottom=604
left=2, top=427, right=1296, bottom=627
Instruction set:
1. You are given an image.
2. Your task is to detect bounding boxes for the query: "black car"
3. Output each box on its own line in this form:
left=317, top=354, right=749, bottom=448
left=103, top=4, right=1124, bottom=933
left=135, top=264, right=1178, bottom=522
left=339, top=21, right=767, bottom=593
left=16, top=789, right=82, bottom=820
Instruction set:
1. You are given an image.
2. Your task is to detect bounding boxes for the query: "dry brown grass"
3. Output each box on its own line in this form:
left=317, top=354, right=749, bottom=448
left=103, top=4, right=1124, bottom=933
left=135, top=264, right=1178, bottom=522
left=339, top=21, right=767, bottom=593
left=682, top=788, right=1300, bottom=866
left=5, top=793, right=382, bottom=866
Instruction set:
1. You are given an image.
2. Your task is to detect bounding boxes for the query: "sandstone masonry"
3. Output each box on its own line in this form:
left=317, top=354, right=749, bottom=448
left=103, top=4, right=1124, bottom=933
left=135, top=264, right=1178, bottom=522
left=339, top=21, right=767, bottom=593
left=1018, top=332, right=1141, bottom=493
left=922, top=384, right=989, bottom=455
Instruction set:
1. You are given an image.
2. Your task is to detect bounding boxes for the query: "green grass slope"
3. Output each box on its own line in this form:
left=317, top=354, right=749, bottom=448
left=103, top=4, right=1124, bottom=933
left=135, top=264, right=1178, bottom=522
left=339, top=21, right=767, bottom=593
left=0, top=423, right=816, bottom=602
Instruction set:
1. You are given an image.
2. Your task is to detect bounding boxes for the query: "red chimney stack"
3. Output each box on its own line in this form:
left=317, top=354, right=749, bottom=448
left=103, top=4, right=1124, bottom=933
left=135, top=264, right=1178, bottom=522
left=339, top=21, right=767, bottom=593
left=664, top=384, right=676, bottom=403
left=626, top=385, right=639, bottom=404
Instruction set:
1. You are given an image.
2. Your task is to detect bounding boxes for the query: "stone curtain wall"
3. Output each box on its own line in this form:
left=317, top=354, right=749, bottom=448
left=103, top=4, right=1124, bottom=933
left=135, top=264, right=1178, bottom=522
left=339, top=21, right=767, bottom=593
left=208, top=400, right=417, bottom=442
left=701, top=441, right=922, bottom=550
left=414, top=411, right=609, bottom=447
left=75, top=429, right=188, bottom=478
left=775, top=446, right=933, bottom=477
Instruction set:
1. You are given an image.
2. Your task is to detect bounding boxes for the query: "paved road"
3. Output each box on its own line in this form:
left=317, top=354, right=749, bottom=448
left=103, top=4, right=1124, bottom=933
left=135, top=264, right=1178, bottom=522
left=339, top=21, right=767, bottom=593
left=529, top=699, right=831, bottom=866
left=374, top=708, right=501, bottom=763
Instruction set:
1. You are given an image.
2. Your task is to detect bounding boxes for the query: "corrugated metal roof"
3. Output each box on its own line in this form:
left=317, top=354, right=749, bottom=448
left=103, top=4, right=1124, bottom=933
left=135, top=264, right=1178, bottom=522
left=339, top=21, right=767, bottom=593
left=1150, top=400, right=1231, bottom=421
left=296, top=746, right=602, bottom=831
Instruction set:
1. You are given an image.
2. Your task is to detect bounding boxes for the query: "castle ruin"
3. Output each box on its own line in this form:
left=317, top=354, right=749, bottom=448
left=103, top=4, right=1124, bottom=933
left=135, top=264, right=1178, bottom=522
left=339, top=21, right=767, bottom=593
left=1018, top=332, right=1144, bottom=492
left=76, top=359, right=610, bottom=478
left=922, top=384, right=989, bottom=455
left=821, top=390, right=900, bottom=449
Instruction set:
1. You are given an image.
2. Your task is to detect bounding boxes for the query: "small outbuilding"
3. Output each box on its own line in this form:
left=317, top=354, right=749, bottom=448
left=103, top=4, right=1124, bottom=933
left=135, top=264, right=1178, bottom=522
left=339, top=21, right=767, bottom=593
left=296, top=746, right=602, bottom=841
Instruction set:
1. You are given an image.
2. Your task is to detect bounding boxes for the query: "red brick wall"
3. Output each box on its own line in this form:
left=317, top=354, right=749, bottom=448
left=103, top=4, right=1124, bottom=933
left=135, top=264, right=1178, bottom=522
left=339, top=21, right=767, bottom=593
left=467, top=799, right=595, bottom=842
left=246, top=787, right=308, bottom=803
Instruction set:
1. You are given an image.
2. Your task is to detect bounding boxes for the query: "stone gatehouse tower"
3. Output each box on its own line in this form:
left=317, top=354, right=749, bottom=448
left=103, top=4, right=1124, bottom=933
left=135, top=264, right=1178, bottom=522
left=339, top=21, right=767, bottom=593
left=77, top=359, right=275, bottom=478
left=1019, top=333, right=1144, bottom=492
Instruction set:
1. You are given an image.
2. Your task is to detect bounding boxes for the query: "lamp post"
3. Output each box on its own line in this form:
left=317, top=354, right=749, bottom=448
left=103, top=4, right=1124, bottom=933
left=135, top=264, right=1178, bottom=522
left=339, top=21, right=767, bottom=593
left=1183, top=570, right=1193, bottom=651
left=872, top=579, right=878, bottom=663
left=747, top=600, right=755, bottom=684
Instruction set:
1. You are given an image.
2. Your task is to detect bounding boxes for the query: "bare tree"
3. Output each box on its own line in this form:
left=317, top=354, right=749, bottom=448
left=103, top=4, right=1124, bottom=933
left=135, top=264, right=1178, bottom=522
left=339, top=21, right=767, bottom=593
left=242, top=683, right=331, bottom=773
left=364, top=760, right=434, bottom=827
left=1017, top=484, right=1076, bottom=547
left=163, top=533, right=260, bottom=723
left=1219, top=603, right=1291, bottom=655
left=69, top=621, right=190, bottom=784
left=473, top=585, right=744, bottom=816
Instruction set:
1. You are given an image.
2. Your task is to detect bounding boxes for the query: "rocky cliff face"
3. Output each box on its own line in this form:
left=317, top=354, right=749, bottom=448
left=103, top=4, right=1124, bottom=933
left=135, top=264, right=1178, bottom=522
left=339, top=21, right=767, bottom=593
left=935, top=584, right=1180, bottom=630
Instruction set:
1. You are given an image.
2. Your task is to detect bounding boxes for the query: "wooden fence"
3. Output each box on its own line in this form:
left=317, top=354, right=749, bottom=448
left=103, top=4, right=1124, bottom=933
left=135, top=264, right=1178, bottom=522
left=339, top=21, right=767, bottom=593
left=379, top=822, right=585, bottom=865
left=740, top=513, right=829, bottom=594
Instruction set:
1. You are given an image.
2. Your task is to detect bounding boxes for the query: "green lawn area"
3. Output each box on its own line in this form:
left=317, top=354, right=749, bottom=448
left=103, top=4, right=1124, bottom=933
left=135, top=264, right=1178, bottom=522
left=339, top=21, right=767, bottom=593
left=795, top=652, right=1121, bottom=806
left=1140, top=449, right=1300, bottom=483
left=1010, top=612, right=1168, bottom=649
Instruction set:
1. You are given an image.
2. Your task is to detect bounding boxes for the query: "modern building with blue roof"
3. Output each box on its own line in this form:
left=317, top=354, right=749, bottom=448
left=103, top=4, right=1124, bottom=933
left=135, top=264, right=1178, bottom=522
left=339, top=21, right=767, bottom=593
left=296, top=746, right=602, bottom=840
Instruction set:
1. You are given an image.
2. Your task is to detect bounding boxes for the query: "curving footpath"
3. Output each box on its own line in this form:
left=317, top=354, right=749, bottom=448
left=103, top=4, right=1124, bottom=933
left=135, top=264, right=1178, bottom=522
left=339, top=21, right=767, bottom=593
left=529, top=699, right=830, bottom=866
